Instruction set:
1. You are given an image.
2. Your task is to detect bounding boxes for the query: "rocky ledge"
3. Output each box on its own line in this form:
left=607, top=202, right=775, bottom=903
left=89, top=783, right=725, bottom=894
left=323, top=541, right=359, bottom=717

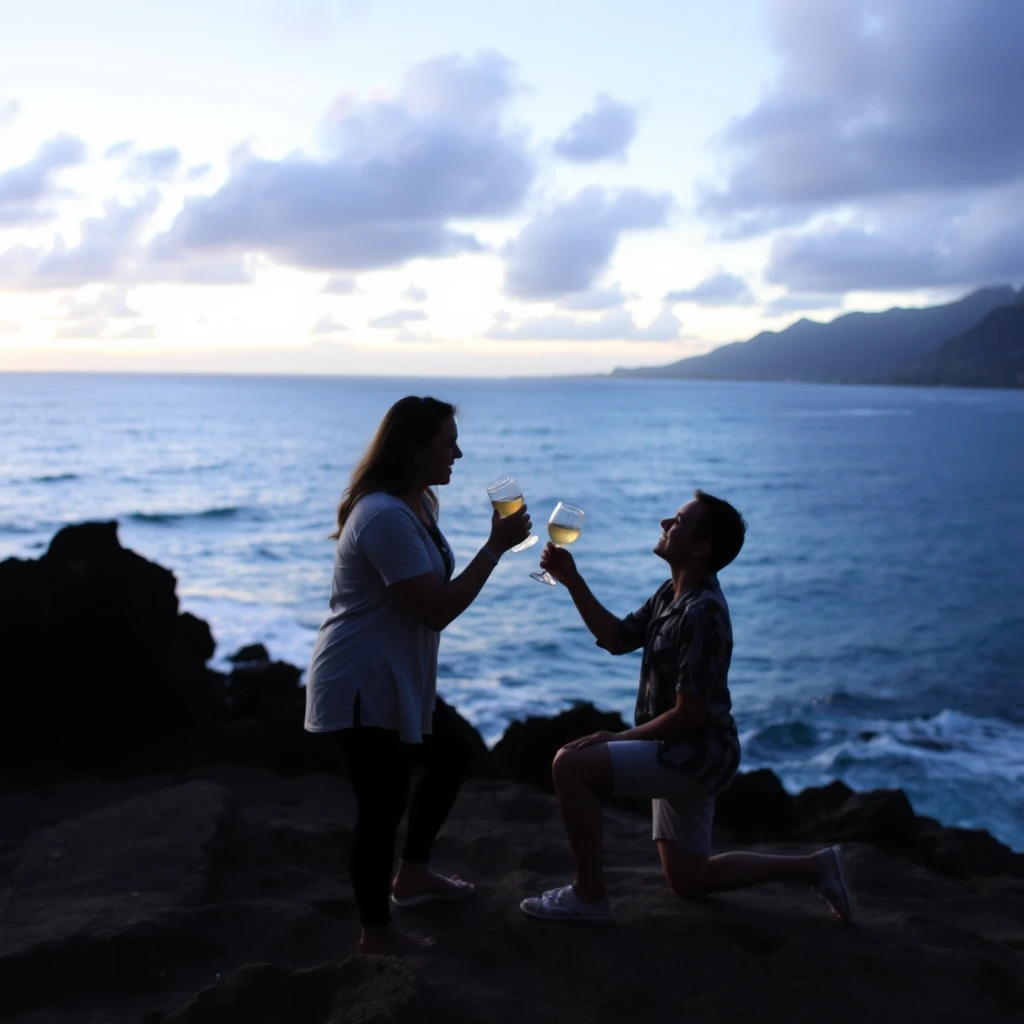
left=1, top=523, right=1022, bottom=1022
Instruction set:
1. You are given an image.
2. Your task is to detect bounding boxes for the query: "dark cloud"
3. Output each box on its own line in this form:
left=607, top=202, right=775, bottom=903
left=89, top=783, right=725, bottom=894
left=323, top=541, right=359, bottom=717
left=125, top=146, right=182, bottom=182
left=487, top=304, right=680, bottom=342
left=765, top=183, right=1024, bottom=292
left=0, top=134, right=87, bottom=227
left=553, top=94, right=639, bottom=163
left=666, top=271, right=754, bottom=306
left=322, top=275, right=358, bottom=294
left=403, top=284, right=427, bottom=302
left=560, top=283, right=629, bottom=311
left=151, top=52, right=533, bottom=274
left=0, top=192, right=158, bottom=290
left=698, top=0, right=1024, bottom=237
left=312, top=313, right=347, bottom=333
left=369, top=309, right=428, bottom=329
left=504, top=186, right=673, bottom=300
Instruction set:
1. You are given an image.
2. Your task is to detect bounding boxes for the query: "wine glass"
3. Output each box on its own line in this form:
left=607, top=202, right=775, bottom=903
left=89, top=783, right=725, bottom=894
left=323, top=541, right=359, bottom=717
left=487, top=475, right=538, bottom=552
left=530, top=501, right=584, bottom=585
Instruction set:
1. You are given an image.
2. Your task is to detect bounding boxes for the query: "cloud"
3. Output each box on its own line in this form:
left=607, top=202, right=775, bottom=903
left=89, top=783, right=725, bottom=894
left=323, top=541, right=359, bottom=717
left=764, top=293, right=845, bottom=315
left=186, top=163, right=212, bottom=182
left=666, top=271, right=754, bottom=306
left=369, top=308, right=427, bottom=329
left=0, top=318, right=20, bottom=335
left=765, top=182, right=1024, bottom=292
left=104, top=140, right=134, bottom=159
left=553, top=94, right=639, bottom=163
left=0, top=100, right=19, bottom=128
left=487, top=303, right=681, bottom=342
left=321, top=274, right=358, bottom=294
left=0, top=134, right=87, bottom=227
left=116, top=323, right=157, bottom=339
left=150, top=52, right=534, bottom=274
left=504, top=186, right=673, bottom=300
left=0, top=192, right=159, bottom=290
left=560, top=283, right=629, bottom=311
left=698, top=0, right=1024, bottom=237
left=54, top=315, right=107, bottom=339
left=125, top=146, right=182, bottom=182
left=312, top=313, right=347, bottom=333
left=62, top=286, right=140, bottom=320
left=403, top=284, right=428, bottom=302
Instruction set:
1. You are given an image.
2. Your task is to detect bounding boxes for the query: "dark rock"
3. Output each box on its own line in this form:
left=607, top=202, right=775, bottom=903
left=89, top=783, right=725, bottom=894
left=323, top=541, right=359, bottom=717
left=227, top=644, right=270, bottom=665
left=0, top=521, right=227, bottom=784
left=228, top=659, right=303, bottom=717
left=714, top=769, right=800, bottom=840
left=915, top=823, right=1024, bottom=880
left=159, top=956, right=473, bottom=1024
left=491, top=702, right=628, bottom=793
left=436, top=695, right=497, bottom=779
left=794, top=788, right=918, bottom=847
left=795, top=779, right=855, bottom=826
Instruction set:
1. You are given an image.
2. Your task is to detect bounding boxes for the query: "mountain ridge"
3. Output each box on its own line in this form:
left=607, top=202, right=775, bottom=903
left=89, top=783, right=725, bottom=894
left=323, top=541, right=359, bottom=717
left=611, top=285, right=1023, bottom=387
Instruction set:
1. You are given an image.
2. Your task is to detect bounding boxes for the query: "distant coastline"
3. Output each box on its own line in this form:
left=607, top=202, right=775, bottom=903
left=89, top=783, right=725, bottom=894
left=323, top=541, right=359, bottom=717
left=609, top=284, right=1024, bottom=390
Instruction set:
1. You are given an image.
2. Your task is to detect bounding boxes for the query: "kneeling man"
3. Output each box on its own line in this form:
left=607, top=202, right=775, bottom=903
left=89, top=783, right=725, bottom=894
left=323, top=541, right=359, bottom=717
left=521, top=490, right=853, bottom=924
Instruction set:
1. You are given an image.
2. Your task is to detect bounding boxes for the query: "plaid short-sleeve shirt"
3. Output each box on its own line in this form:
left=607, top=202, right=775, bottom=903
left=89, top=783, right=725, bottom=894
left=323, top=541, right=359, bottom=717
left=609, top=576, right=740, bottom=795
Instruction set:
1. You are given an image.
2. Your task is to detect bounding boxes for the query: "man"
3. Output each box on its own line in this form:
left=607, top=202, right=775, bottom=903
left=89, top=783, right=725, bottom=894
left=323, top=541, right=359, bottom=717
left=520, top=490, right=853, bottom=924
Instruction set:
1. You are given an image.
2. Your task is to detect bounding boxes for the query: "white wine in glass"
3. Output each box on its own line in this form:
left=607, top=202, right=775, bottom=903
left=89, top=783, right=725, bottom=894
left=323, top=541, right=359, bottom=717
left=486, top=475, right=538, bottom=553
left=531, top=501, right=584, bottom=585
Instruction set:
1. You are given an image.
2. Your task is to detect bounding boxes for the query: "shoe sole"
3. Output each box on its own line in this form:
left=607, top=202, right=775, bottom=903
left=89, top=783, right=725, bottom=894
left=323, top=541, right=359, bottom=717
left=826, top=845, right=855, bottom=924
left=520, top=901, right=612, bottom=924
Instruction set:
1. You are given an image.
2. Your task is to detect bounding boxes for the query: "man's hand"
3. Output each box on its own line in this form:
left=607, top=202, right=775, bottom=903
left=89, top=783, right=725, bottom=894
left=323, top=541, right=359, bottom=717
left=538, top=542, right=579, bottom=585
left=562, top=730, right=619, bottom=751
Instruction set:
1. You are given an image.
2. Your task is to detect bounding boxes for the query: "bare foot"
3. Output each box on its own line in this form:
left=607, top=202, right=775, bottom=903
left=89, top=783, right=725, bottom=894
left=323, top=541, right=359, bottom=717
left=358, top=924, right=435, bottom=957
left=391, top=867, right=475, bottom=905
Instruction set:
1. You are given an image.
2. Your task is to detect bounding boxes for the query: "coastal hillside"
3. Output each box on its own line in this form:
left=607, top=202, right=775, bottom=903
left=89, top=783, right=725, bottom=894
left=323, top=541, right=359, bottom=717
left=611, top=285, right=1018, bottom=384
left=891, top=300, right=1024, bottom=388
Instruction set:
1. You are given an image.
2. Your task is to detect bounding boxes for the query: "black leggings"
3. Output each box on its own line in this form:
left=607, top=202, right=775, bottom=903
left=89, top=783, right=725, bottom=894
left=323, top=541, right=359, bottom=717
left=338, top=709, right=475, bottom=928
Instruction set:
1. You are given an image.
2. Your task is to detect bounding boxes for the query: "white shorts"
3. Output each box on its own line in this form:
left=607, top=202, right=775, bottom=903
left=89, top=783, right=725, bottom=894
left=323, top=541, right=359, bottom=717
left=607, top=740, right=715, bottom=855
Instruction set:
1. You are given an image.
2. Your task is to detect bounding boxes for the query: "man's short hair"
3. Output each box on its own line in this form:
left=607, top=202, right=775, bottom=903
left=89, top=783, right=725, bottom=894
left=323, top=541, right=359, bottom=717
left=693, top=490, right=746, bottom=573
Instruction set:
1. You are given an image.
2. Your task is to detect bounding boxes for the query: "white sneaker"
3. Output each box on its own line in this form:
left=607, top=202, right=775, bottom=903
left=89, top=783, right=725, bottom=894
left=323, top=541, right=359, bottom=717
left=520, top=884, right=611, bottom=923
left=815, top=845, right=855, bottom=924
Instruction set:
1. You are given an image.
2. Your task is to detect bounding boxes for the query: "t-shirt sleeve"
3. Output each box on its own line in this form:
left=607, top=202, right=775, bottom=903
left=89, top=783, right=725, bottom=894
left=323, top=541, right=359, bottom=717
left=605, top=595, right=655, bottom=654
left=676, top=603, right=729, bottom=698
left=358, top=506, right=436, bottom=585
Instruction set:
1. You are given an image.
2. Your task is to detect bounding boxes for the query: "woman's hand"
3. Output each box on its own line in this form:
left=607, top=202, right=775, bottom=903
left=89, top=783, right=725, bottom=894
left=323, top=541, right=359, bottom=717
left=488, top=506, right=531, bottom=554
left=538, top=542, right=578, bottom=585
left=562, top=730, right=619, bottom=751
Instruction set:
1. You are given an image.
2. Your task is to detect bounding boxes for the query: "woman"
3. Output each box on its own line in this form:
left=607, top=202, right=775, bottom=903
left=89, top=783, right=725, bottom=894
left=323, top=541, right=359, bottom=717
left=305, top=395, right=530, bottom=956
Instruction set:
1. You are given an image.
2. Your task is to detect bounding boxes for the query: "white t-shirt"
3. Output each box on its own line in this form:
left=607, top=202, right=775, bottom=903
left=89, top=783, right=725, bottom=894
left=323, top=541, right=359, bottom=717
left=304, top=492, right=453, bottom=743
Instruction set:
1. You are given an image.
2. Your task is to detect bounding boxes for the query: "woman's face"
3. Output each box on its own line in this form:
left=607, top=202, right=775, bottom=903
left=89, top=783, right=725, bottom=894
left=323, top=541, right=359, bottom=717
left=418, top=415, right=462, bottom=487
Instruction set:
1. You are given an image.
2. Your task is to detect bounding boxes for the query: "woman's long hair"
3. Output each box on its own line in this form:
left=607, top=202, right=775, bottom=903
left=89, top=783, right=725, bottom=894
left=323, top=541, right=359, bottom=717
left=330, top=396, right=456, bottom=539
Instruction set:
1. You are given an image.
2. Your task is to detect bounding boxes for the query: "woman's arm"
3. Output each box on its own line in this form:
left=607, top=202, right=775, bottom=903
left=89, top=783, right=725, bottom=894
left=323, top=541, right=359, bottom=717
left=390, top=507, right=529, bottom=631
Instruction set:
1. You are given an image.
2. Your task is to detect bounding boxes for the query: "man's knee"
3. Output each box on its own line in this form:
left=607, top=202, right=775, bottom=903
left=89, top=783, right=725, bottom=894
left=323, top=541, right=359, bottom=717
left=664, top=870, right=709, bottom=900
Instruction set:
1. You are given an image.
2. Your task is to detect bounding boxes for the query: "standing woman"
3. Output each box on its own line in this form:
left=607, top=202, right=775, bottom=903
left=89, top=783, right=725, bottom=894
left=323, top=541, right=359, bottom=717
left=305, top=396, right=530, bottom=957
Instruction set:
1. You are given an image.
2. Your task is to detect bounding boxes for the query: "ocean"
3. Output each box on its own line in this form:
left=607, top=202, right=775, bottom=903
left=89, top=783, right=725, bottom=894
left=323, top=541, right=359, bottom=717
left=2, top=372, right=1023, bottom=849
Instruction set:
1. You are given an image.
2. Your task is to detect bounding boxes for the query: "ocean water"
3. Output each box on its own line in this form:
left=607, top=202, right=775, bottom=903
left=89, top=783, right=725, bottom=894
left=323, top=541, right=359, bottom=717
left=2, top=372, right=1023, bottom=850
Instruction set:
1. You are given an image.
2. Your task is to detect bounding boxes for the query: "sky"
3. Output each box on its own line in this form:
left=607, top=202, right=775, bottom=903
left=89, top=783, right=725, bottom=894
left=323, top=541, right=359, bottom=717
left=1, top=0, right=1022, bottom=377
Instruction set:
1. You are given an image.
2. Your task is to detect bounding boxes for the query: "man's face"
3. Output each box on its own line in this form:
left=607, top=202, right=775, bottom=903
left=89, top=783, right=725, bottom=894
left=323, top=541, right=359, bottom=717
left=654, top=499, right=709, bottom=565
